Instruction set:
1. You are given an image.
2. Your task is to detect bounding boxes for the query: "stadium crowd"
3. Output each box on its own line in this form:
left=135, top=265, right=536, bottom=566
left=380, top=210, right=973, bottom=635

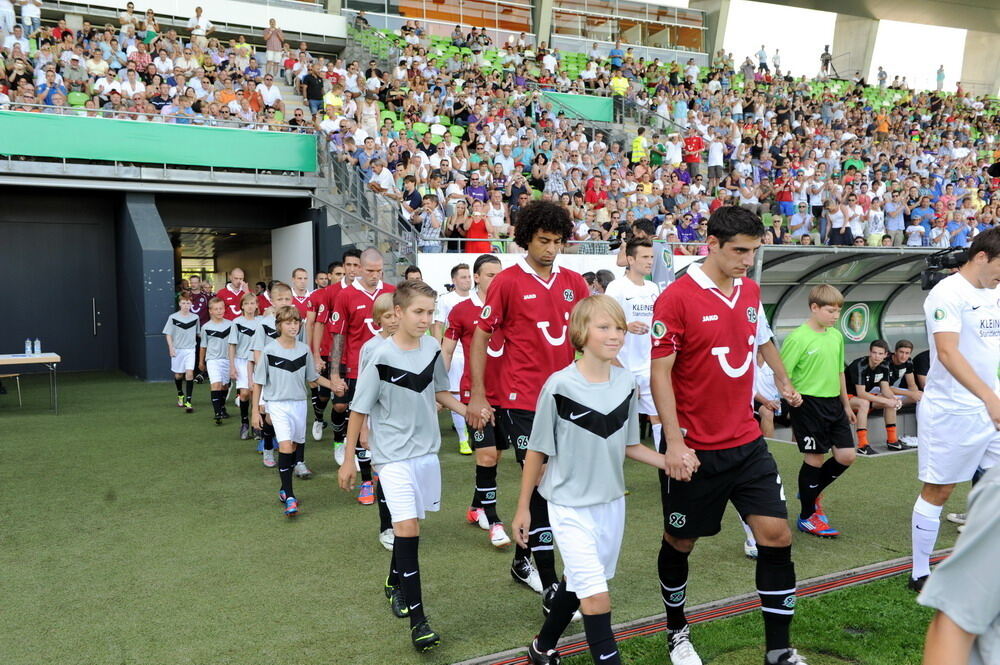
left=323, top=21, right=1000, bottom=253
left=0, top=3, right=315, bottom=129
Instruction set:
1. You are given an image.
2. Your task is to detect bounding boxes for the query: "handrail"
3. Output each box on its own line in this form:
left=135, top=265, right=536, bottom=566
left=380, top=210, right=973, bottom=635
left=1, top=102, right=318, bottom=132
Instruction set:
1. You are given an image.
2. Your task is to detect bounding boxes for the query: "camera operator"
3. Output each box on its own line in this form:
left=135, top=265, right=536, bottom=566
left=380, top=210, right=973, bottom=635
left=615, top=217, right=656, bottom=266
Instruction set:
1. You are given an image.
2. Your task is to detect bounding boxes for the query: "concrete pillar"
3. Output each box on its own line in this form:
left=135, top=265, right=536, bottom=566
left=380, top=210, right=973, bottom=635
left=960, top=31, right=1000, bottom=97
left=535, top=0, right=553, bottom=47
left=116, top=193, right=175, bottom=381
left=831, top=14, right=878, bottom=80
left=64, top=13, right=84, bottom=33
left=690, top=0, right=729, bottom=63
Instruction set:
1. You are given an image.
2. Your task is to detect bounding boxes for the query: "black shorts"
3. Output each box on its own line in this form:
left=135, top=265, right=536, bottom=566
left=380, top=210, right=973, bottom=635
left=331, top=365, right=352, bottom=405
left=789, top=395, right=854, bottom=454
left=659, top=437, right=788, bottom=538
left=467, top=409, right=509, bottom=451
left=753, top=400, right=791, bottom=427
left=499, top=407, right=535, bottom=465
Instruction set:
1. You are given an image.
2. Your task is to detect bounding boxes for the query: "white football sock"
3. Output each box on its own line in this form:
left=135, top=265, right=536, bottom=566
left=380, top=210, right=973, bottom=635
left=911, top=496, right=942, bottom=579
left=452, top=411, right=468, bottom=443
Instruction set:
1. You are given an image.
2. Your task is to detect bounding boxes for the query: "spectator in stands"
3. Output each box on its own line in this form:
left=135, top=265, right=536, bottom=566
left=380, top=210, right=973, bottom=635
left=262, top=19, right=284, bottom=78
left=187, top=6, right=213, bottom=50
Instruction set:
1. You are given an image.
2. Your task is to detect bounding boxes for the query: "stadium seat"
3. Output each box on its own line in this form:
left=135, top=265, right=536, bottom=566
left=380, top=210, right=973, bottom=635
left=67, top=92, right=89, bottom=106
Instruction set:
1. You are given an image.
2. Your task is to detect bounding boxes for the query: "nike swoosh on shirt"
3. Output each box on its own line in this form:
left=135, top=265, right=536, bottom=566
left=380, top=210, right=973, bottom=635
left=806, top=349, right=818, bottom=355
left=808, top=484, right=819, bottom=489
left=403, top=571, right=418, bottom=578
left=391, top=375, right=406, bottom=382
left=599, top=652, right=619, bottom=661
left=972, top=306, right=981, bottom=310
left=569, top=411, right=591, bottom=420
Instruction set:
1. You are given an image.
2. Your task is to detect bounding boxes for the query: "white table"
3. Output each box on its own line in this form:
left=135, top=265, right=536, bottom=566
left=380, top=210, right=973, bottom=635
left=0, top=353, right=61, bottom=413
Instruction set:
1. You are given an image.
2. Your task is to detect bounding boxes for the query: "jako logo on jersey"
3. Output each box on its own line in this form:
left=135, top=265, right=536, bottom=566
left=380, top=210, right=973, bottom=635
left=651, top=321, right=667, bottom=339
left=711, top=335, right=755, bottom=378
left=537, top=312, right=570, bottom=346
left=364, top=318, right=379, bottom=335
left=563, top=289, right=575, bottom=302
left=487, top=343, right=505, bottom=358
left=668, top=512, right=686, bottom=528
left=523, top=294, right=537, bottom=300
left=746, top=307, right=757, bottom=323
left=702, top=314, right=719, bottom=322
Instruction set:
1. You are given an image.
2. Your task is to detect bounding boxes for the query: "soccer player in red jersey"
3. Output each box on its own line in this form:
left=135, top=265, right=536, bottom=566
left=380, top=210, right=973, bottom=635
left=329, top=248, right=395, bottom=504
left=217, top=267, right=249, bottom=321
left=650, top=206, right=806, bottom=665
left=467, top=201, right=589, bottom=600
left=310, top=250, right=362, bottom=450
left=442, top=254, right=511, bottom=549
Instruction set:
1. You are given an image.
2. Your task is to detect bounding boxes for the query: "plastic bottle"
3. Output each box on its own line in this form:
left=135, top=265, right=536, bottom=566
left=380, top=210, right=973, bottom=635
left=25, top=338, right=32, bottom=355
left=33, top=338, right=41, bottom=355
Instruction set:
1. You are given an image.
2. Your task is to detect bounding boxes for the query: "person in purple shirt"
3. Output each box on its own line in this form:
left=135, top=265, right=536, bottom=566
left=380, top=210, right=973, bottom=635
left=676, top=213, right=698, bottom=242
left=464, top=173, right=488, bottom=202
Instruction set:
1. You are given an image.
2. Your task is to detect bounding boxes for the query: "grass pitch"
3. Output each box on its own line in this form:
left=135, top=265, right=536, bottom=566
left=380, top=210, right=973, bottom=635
left=0, top=372, right=965, bottom=665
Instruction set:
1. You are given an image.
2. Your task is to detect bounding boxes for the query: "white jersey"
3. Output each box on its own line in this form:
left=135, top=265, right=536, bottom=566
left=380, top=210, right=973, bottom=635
left=435, top=289, right=470, bottom=361
left=923, top=272, right=1000, bottom=413
left=604, top=275, right=660, bottom=376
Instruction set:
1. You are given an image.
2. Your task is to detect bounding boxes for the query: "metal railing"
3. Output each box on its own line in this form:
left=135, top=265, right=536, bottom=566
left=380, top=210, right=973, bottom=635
left=1, top=102, right=319, bottom=133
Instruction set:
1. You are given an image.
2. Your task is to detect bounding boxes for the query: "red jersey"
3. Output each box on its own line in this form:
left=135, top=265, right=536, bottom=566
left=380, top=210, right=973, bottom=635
left=682, top=136, right=704, bottom=163
left=218, top=284, right=248, bottom=320
left=328, top=280, right=396, bottom=379
left=650, top=263, right=771, bottom=450
left=257, top=293, right=271, bottom=315
left=446, top=292, right=504, bottom=405
left=290, top=289, right=313, bottom=318
left=477, top=257, right=589, bottom=411
left=312, top=278, right=350, bottom=356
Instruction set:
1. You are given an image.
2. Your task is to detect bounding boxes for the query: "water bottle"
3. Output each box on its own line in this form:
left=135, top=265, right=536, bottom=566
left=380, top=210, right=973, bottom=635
left=33, top=338, right=41, bottom=355
left=24, top=338, right=32, bottom=355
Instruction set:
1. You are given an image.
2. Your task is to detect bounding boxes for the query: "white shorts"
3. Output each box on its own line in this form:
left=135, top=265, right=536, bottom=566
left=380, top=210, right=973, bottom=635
left=207, top=358, right=230, bottom=385
left=265, top=399, right=307, bottom=444
left=234, top=358, right=250, bottom=390
left=375, top=453, right=442, bottom=522
left=549, top=496, right=625, bottom=599
left=635, top=372, right=655, bottom=416
left=448, top=351, right=464, bottom=393
left=266, top=50, right=282, bottom=63
left=917, top=399, right=1000, bottom=485
left=171, top=348, right=196, bottom=374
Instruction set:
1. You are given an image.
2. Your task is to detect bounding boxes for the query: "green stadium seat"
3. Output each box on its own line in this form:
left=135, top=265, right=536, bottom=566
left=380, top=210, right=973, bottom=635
left=412, top=122, right=429, bottom=135
left=67, top=92, right=89, bottom=106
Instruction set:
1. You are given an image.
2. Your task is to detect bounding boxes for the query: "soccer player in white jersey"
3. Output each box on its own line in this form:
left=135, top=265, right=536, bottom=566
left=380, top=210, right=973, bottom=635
left=908, top=228, right=1000, bottom=592
left=604, top=238, right=662, bottom=443
left=434, top=263, right=473, bottom=455
left=514, top=296, right=668, bottom=665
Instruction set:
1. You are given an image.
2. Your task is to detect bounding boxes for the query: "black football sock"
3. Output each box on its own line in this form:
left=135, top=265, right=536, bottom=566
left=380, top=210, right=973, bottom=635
left=310, top=386, right=322, bottom=421
left=330, top=409, right=347, bottom=442
left=816, top=457, right=850, bottom=494
left=174, top=378, right=183, bottom=395
left=394, top=536, right=425, bottom=626
left=387, top=549, right=400, bottom=586
left=528, top=487, right=557, bottom=588
left=210, top=390, right=223, bottom=416
left=262, top=421, right=276, bottom=450
left=797, top=462, right=824, bottom=519
left=184, top=379, right=194, bottom=401
left=583, top=612, right=621, bottom=665
left=278, top=452, right=295, bottom=497
left=295, top=443, right=305, bottom=465
left=536, top=579, right=580, bottom=652
left=514, top=543, right=532, bottom=564
left=239, top=398, right=250, bottom=424
left=756, top=545, right=796, bottom=653
left=316, top=396, right=330, bottom=423
left=358, top=445, right=373, bottom=483
left=659, top=538, right=690, bottom=631
left=476, top=464, right=501, bottom=524
left=377, top=481, right=393, bottom=532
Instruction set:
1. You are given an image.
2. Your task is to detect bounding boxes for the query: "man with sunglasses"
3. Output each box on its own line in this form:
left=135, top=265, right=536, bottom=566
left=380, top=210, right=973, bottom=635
left=255, top=74, right=284, bottom=114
